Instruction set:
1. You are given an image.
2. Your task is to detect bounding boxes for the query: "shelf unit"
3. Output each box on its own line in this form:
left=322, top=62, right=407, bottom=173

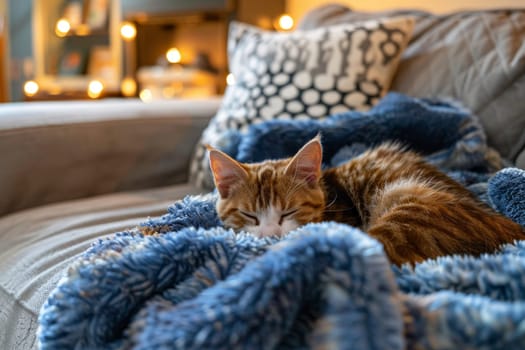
left=25, top=0, right=286, bottom=100
left=32, top=0, right=122, bottom=98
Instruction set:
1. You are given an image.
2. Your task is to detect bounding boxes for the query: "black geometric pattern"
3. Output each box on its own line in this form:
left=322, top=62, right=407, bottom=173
left=191, top=17, right=415, bottom=189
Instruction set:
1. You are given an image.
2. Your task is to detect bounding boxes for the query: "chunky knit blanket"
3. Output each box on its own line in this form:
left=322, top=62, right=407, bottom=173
left=38, top=94, right=525, bottom=349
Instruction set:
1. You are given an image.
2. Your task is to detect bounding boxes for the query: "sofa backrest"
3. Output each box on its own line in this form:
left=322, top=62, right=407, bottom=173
left=0, top=98, right=220, bottom=216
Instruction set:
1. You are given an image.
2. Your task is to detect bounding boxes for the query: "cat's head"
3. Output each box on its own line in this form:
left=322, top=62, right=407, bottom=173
left=207, top=136, right=325, bottom=237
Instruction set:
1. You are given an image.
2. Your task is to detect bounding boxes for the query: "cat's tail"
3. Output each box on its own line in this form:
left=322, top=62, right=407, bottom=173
left=367, top=181, right=525, bottom=266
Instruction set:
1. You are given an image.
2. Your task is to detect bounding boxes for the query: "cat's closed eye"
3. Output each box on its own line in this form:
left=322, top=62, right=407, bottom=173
left=239, top=210, right=259, bottom=225
left=239, top=209, right=299, bottom=226
left=279, top=209, right=298, bottom=224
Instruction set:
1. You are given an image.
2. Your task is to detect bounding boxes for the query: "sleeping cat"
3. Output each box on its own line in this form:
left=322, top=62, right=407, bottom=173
left=207, top=136, right=524, bottom=265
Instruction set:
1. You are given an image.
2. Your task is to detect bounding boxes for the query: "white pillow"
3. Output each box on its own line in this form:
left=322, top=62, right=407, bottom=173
left=191, top=17, right=415, bottom=189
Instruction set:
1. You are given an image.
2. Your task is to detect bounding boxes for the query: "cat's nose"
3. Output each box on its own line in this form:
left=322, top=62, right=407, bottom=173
left=258, top=224, right=283, bottom=237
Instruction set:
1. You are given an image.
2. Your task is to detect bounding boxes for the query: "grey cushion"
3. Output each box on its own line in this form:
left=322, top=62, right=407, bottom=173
left=299, top=5, right=525, bottom=166
left=517, top=148, right=525, bottom=169
left=0, top=183, right=202, bottom=350
left=392, top=10, right=525, bottom=164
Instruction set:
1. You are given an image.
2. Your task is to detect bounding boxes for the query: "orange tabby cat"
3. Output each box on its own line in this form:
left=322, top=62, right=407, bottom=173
left=207, top=136, right=524, bottom=265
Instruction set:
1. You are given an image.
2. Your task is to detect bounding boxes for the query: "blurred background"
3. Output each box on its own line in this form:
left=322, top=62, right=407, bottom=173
left=0, top=0, right=523, bottom=103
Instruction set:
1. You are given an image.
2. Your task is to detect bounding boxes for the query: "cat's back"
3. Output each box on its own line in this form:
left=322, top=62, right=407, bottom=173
left=329, top=143, right=467, bottom=199
left=323, top=142, right=490, bottom=230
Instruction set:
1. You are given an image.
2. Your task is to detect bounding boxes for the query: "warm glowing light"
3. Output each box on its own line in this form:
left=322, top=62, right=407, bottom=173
left=75, top=24, right=90, bottom=36
left=120, top=77, right=137, bottom=97
left=87, top=80, right=104, bottom=99
left=23, top=80, right=39, bottom=97
left=120, top=22, right=137, bottom=41
left=277, top=14, right=294, bottom=31
left=55, top=19, right=71, bottom=37
left=166, top=48, right=181, bottom=64
left=49, top=86, right=62, bottom=95
left=226, top=73, right=235, bottom=86
left=162, top=86, right=176, bottom=98
left=139, top=89, right=153, bottom=103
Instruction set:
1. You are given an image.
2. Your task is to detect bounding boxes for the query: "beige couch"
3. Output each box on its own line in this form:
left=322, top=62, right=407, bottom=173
left=1, top=4, right=525, bottom=349
left=0, top=98, right=221, bottom=349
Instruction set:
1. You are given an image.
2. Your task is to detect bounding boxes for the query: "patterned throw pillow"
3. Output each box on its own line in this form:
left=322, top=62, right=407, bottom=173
left=191, top=16, right=415, bottom=189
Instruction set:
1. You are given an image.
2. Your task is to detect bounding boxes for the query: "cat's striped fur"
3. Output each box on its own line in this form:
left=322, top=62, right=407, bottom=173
left=208, top=137, right=524, bottom=265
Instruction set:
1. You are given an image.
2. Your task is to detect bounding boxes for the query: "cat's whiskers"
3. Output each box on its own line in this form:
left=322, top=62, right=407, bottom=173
left=324, top=192, right=353, bottom=213
left=324, top=192, right=338, bottom=209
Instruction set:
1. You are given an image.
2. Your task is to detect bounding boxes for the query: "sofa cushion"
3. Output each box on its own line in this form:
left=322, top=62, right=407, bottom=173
left=517, top=148, right=525, bottom=170
left=0, top=183, right=202, bottom=350
left=298, top=5, right=525, bottom=166
left=190, top=17, right=415, bottom=189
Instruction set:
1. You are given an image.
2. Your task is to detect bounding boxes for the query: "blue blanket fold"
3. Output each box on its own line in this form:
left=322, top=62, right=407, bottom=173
left=38, top=93, right=525, bottom=349
left=230, top=93, right=494, bottom=173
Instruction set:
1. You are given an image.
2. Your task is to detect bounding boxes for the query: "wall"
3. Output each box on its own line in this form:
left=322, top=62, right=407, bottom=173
left=0, top=0, right=7, bottom=101
left=287, top=0, right=525, bottom=20
left=122, top=0, right=230, bottom=16
left=7, top=0, right=32, bottom=101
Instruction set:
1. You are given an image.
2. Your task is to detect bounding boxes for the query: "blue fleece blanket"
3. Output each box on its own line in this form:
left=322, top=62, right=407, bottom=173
left=38, top=93, right=525, bottom=349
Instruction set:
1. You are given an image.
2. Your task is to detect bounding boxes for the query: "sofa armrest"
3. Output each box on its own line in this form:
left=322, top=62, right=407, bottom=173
left=0, top=97, right=221, bottom=216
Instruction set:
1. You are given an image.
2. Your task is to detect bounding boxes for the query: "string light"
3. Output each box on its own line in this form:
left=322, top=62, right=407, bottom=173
left=226, top=73, right=235, bottom=86
left=120, top=22, right=137, bottom=41
left=87, top=80, right=104, bottom=99
left=166, top=48, right=181, bottom=64
left=139, top=89, right=153, bottom=103
left=55, top=18, right=71, bottom=37
left=277, top=14, right=294, bottom=31
left=23, top=80, right=39, bottom=97
left=121, top=77, right=137, bottom=97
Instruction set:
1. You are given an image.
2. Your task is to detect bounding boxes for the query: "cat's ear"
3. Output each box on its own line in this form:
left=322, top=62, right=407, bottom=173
left=207, top=146, right=248, bottom=198
left=285, top=136, right=323, bottom=185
